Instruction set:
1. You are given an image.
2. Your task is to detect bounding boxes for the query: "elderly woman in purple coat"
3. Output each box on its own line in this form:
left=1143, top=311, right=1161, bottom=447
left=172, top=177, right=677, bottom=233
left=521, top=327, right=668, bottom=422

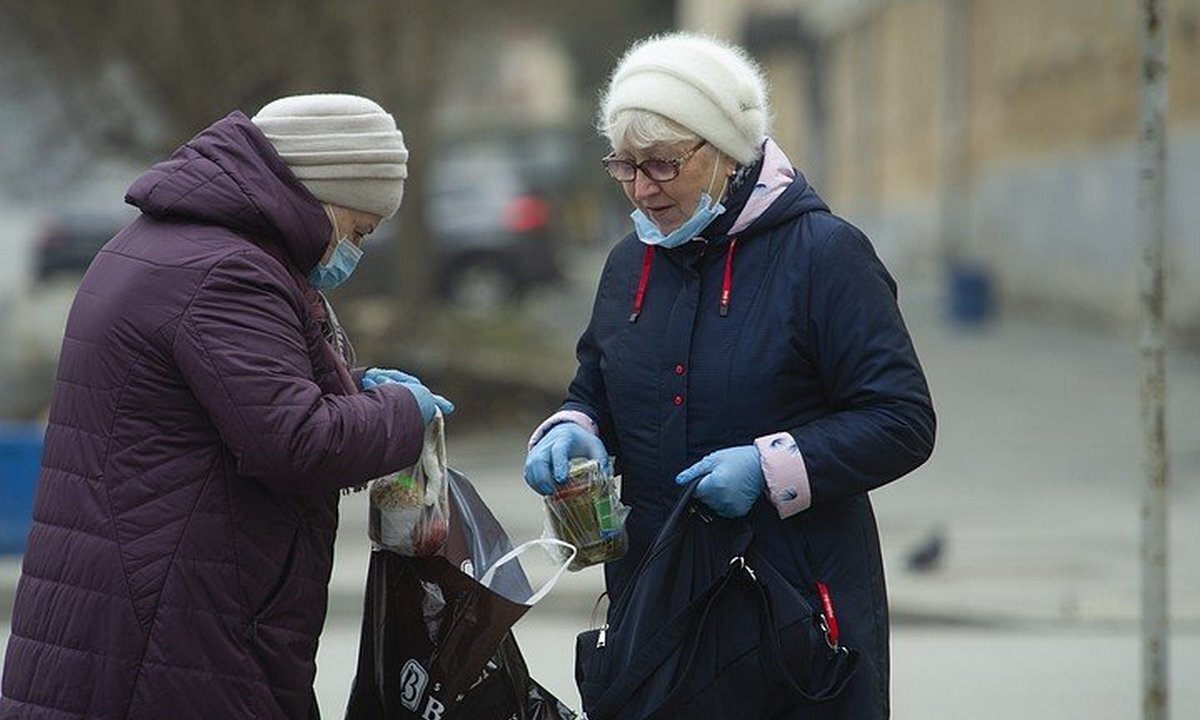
left=1, top=94, right=451, bottom=719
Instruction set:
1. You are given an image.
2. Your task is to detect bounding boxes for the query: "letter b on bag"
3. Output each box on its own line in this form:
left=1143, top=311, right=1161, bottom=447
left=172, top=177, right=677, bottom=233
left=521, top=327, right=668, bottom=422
left=399, top=659, right=429, bottom=711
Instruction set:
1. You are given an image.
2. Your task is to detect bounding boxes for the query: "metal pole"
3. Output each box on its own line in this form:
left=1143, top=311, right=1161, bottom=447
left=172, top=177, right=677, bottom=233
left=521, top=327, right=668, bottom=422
left=1137, top=1, right=1169, bottom=718
left=940, top=0, right=970, bottom=268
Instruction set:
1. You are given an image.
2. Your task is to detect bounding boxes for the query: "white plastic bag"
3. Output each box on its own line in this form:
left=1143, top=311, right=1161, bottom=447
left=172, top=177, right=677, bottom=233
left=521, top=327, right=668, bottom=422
left=368, top=411, right=450, bottom=556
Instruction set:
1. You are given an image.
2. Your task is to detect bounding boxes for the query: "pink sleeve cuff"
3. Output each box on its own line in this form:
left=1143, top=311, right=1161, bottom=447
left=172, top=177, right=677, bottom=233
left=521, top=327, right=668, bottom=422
left=754, top=432, right=812, bottom=518
left=528, top=410, right=600, bottom=449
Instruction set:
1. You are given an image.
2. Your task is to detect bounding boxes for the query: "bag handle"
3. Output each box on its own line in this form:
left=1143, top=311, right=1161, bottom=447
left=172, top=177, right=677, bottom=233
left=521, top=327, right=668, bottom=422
left=417, top=411, right=448, bottom=506
left=478, top=538, right=576, bottom=606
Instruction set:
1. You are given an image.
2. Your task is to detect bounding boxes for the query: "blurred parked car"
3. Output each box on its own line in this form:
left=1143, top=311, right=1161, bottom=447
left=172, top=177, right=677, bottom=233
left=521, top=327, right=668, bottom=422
left=423, top=144, right=562, bottom=307
left=3, top=212, right=128, bottom=418
left=33, top=212, right=128, bottom=282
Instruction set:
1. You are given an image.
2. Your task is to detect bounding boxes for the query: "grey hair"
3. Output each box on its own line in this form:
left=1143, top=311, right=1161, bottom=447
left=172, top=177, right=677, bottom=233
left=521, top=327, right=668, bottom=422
left=600, top=109, right=701, bottom=154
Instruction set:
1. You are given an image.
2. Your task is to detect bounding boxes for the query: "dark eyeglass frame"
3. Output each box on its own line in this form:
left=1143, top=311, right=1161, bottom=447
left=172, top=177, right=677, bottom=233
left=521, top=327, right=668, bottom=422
left=601, top=140, right=707, bottom=183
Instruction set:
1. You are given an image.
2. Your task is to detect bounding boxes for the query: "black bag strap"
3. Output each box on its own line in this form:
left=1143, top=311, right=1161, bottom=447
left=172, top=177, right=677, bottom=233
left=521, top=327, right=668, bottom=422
left=591, top=477, right=753, bottom=719
left=590, top=560, right=741, bottom=718
left=605, top=478, right=708, bottom=621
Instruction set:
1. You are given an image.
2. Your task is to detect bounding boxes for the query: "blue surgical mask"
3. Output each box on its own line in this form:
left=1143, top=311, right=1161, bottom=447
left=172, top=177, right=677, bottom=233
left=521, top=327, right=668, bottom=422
left=631, top=192, right=726, bottom=249
left=307, top=236, right=363, bottom=290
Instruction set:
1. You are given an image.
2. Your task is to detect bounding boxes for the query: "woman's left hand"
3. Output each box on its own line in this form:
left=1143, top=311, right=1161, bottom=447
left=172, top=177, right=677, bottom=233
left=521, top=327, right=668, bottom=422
left=361, top=367, right=454, bottom=423
left=675, top=445, right=764, bottom=518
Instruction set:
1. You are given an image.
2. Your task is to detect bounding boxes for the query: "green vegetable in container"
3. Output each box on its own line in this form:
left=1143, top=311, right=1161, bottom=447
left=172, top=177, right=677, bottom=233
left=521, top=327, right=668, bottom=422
left=545, top=458, right=628, bottom=571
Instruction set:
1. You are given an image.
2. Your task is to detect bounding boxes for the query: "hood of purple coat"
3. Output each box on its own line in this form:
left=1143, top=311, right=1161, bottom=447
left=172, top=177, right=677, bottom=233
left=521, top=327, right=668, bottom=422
left=125, top=111, right=331, bottom=274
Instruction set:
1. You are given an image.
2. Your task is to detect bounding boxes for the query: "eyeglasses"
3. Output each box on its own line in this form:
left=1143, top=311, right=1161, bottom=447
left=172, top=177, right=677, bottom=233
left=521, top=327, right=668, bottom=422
left=601, top=140, right=707, bottom=183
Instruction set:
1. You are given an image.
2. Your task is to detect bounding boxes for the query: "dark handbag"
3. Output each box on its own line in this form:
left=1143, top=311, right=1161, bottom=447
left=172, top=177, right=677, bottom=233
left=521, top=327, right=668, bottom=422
left=574, top=479, right=860, bottom=720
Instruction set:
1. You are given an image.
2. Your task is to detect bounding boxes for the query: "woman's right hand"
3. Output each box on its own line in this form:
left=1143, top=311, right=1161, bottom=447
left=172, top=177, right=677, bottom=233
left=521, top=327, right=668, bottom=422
left=523, top=422, right=609, bottom=495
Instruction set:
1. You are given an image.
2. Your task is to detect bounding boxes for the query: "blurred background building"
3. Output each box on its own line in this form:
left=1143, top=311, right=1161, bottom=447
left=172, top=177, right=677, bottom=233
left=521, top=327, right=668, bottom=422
left=721, top=0, right=1200, bottom=337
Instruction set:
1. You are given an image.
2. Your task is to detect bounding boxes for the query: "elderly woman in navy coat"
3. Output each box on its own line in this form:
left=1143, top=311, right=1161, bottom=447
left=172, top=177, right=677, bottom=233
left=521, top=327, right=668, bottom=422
left=524, top=33, right=935, bottom=718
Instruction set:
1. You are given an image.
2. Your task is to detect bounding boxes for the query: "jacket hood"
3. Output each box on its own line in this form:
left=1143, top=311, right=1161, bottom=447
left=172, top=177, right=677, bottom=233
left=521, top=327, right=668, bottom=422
left=733, top=170, right=829, bottom=239
left=701, top=139, right=828, bottom=244
left=125, top=111, right=331, bottom=273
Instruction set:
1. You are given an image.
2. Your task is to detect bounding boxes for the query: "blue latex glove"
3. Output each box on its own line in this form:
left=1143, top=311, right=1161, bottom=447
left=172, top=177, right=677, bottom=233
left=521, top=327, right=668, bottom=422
left=361, top=367, right=454, bottom=424
left=523, top=423, right=609, bottom=495
left=674, top=445, right=765, bottom=518
left=361, top=367, right=421, bottom=388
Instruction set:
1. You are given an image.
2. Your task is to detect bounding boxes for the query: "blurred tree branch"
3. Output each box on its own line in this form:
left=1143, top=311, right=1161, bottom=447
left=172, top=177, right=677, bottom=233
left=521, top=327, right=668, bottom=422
left=0, top=0, right=670, bottom=324
left=0, top=0, right=473, bottom=311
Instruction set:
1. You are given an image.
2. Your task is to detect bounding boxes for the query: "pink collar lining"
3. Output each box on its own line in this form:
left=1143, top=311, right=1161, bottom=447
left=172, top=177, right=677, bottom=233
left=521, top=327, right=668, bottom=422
left=727, top=138, right=796, bottom=236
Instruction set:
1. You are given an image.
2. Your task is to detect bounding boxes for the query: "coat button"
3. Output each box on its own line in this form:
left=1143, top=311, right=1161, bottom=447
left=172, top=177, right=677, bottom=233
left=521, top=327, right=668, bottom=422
left=673, top=395, right=684, bottom=406
left=674, top=364, right=685, bottom=375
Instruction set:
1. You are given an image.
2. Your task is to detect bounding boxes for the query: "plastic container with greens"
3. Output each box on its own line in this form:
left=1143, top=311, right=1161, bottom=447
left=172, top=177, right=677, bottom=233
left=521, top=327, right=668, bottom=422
left=543, top=458, right=628, bottom=571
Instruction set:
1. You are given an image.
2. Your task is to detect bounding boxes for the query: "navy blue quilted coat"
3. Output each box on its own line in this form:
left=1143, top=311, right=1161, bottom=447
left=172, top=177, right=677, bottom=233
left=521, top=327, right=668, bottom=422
left=0, top=113, right=425, bottom=719
left=562, top=171, right=935, bottom=717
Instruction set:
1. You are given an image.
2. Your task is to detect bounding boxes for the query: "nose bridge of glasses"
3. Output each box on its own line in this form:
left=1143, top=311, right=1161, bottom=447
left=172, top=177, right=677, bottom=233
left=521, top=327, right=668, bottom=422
left=632, top=167, right=665, bottom=196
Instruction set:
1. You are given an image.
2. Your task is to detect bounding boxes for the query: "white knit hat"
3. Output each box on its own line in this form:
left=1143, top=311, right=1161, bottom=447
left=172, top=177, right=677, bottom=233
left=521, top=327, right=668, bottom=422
left=600, top=33, right=770, bottom=165
left=252, top=93, right=409, bottom=218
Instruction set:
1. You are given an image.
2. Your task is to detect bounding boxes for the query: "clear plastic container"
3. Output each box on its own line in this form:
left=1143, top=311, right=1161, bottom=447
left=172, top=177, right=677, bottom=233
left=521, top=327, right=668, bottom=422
left=543, top=458, right=628, bottom=571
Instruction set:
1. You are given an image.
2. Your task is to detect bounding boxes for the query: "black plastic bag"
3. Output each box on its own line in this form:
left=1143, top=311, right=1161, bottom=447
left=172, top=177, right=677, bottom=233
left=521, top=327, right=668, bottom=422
left=345, top=469, right=577, bottom=720
left=452, top=632, right=575, bottom=720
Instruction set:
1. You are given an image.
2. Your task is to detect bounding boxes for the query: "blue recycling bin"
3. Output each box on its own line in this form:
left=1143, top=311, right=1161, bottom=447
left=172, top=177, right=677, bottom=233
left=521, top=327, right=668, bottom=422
left=947, top=262, right=994, bottom=327
left=0, top=423, right=44, bottom=555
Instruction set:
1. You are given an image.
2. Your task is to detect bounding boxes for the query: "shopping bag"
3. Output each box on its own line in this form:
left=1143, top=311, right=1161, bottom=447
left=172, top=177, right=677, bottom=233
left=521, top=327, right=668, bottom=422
left=574, top=478, right=860, bottom=720
left=346, top=469, right=576, bottom=719
left=451, top=631, right=576, bottom=720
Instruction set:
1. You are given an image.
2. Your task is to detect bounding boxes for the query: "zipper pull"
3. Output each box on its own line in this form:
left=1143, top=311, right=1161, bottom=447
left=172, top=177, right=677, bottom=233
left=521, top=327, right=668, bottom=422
left=596, top=624, right=608, bottom=648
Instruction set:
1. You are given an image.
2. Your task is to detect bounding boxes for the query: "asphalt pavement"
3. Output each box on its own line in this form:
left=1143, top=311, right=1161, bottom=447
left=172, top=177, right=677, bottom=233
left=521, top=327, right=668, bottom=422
left=3, top=278, right=1199, bottom=717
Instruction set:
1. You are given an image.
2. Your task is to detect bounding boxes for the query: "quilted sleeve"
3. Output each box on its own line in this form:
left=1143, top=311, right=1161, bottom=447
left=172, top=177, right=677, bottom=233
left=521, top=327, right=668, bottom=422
left=787, top=225, right=936, bottom=505
left=172, top=251, right=424, bottom=494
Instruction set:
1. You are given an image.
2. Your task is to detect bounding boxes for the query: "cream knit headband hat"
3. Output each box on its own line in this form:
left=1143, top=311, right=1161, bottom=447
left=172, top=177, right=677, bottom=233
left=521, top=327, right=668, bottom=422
left=252, top=93, right=408, bottom=219
left=600, top=33, right=770, bottom=165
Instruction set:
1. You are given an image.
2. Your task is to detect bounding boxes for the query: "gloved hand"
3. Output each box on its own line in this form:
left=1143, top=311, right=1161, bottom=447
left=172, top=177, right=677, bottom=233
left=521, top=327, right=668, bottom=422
left=524, top=422, right=609, bottom=495
left=361, top=367, right=454, bottom=425
left=674, top=445, right=764, bottom=518
left=361, top=367, right=420, bottom=389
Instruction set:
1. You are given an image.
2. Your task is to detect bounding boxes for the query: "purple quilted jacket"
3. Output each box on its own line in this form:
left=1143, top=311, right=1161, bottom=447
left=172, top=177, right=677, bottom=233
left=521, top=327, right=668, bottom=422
left=0, top=112, right=424, bottom=719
